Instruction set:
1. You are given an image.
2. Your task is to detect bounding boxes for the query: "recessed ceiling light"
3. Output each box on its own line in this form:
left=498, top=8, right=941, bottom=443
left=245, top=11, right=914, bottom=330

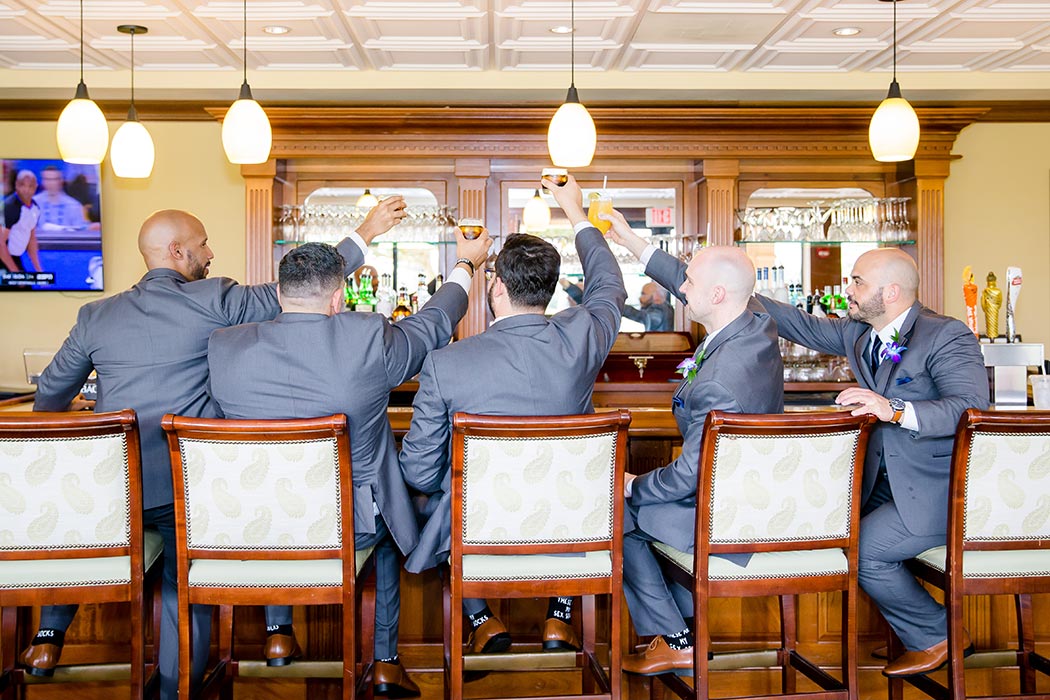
left=549, top=25, right=573, bottom=34
left=833, top=26, right=861, bottom=36
left=263, top=25, right=291, bottom=35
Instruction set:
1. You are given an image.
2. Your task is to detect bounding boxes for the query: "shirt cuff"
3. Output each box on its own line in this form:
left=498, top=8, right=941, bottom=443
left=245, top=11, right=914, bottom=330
left=639, top=244, right=658, bottom=267
left=573, top=220, right=593, bottom=235
left=899, top=401, right=919, bottom=432
left=446, top=266, right=473, bottom=294
left=625, top=478, right=633, bottom=498
left=347, top=230, right=369, bottom=258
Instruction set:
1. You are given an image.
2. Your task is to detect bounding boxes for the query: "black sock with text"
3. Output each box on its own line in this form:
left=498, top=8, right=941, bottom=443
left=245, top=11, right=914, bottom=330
left=468, top=607, right=493, bottom=630
left=33, top=629, right=65, bottom=647
left=377, top=654, right=399, bottom=664
left=662, top=628, right=694, bottom=650
left=266, top=624, right=293, bottom=637
left=546, top=596, right=574, bottom=621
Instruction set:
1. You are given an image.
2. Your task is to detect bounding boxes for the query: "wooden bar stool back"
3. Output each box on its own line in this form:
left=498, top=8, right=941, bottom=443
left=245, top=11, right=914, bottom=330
left=446, top=410, right=631, bottom=700
left=652, top=411, right=875, bottom=700
left=0, top=409, right=161, bottom=700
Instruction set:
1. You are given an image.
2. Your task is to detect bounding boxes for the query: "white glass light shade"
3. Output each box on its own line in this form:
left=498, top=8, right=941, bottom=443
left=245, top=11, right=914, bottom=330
left=222, top=88, right=272, bottom=165
left=356, top=189, right=379, bottom=209
left=57, top=88, right=109, bottom=164
left=547, top=98, right=596, bottom=168
left=522, top=189, right=551, bottom=232
left=868, top=87, right=920, bottom=163
left=111, top=118, right=155, bottom=178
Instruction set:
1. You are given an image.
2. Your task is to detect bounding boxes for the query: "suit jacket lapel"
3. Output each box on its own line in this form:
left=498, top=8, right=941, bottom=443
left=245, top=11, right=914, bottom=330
left=854, top=331, right=876, bottom=388
left=671, top=310, right=753, bottom=414
left=873, top=302, right=921, bottom=393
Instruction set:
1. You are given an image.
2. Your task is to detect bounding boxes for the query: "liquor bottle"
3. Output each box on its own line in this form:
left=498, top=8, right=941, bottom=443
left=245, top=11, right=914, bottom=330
left=345, top=276, right=359, bottom=310
left=356, top=272, right=376, bottom=312
left=434, top=274, right=443, bottom=291
left=375, top=273, right=395, bottom=318
left=772, top=267, right=790, bottom=303
left=414, top=273, right=431, bottom=310
left=392, top=286, right=412, bottom=321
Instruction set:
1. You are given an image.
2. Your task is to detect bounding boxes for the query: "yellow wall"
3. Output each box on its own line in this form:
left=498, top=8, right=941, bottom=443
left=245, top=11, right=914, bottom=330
left=0, top=120, right=245, bottom=390
left=945, top=122, right=1050, bottom=353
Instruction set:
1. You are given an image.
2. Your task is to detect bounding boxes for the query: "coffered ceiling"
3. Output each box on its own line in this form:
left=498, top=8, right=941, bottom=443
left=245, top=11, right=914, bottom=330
left=2, top=0, right=1050, bottom=106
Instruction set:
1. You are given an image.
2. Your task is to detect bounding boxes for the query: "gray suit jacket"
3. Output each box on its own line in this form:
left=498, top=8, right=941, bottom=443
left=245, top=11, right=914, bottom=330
left=629, top=249, right=784, bottom=556
left=34, top=239, right=364, bottom=511
left=400, top=227, right=627, bottom=573
left=754, top=296, right=989, bottom=537
left=206, top=282, right=468, bottom=556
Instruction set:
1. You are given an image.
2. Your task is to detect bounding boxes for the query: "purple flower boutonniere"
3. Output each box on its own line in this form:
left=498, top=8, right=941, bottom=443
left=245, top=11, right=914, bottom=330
left=881, top=329, right=908, bottom=364
left=676, top=349, right=706, bottom=384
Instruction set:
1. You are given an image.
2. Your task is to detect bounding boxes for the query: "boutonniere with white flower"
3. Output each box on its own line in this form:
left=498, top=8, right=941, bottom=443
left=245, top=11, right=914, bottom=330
left=881, top=329, right=908, bottom=364
left=676, top=349, right=706, bottom=384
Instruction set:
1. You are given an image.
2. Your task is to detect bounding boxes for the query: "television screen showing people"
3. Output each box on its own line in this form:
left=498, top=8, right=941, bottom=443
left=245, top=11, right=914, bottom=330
left=1, top=159, right=103, bottom=291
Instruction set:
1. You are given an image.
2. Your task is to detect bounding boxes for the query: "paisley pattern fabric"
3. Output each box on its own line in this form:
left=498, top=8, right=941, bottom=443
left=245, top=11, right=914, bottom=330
left=0, top=434, right=130, bottom=550
left=963, top=432, right=1050, bottom=541
left=708, top=431, right=859, bottom=544
left=460, top=432, right=616, bottom=545
left=178, top=437, right=342, bottom=550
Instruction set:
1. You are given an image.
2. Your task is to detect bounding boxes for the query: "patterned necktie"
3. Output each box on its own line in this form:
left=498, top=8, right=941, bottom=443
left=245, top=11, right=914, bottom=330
left=870, top=335, right=883, bottom=376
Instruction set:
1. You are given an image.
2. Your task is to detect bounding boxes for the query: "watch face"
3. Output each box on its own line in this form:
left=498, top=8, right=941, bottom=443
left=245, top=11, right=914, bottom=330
left=889, top=398, right=906, bottom=411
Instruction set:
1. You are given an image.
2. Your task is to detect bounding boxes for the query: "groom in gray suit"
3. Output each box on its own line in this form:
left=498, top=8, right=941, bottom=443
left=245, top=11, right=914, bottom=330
left=207, top=231, right=490, bottom=697
left=602, top=214, right=784, bottom=676
left=400, top=174, right=626, bottom=655
left=755, top=248, right=988, bottom=677
left=24, top=202, right=405, bottom=699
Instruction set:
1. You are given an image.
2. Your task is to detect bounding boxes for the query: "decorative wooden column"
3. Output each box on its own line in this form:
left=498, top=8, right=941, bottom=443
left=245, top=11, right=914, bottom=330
left=702, top=159, right=740, bottom=247
left=455, top=158, right=490, bottom=339
left=912, top=158, right=950, bottom=313
left=241, top=160, right=276, bottom=284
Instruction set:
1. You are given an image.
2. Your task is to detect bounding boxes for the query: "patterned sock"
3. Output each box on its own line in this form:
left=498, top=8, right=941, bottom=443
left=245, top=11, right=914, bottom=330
left=662, top=628, right=694, bottom=650
left=33, top=629, right=64, bottom=647
left=546, top=596, right=574, bottom=622
left=377, top=654, right=399, bottom=664
left=468, top=607, right=493, bottom=630
left=265, top=624, right=293, bottom=637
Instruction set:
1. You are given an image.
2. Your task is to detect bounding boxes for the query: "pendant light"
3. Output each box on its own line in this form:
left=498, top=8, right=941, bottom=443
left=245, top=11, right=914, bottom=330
left=355, top=188, right=379, bottom=209
left=547, top=0, right=596, bottom=168
left=56, top=0, right=109, bottom=164
left=110, top=25, right=155, bottom=178
left=868, top=0, right=920, bottom=162
left=221, top=0, right=272, bottom=164
left=522, top=189, right=551, bottom=232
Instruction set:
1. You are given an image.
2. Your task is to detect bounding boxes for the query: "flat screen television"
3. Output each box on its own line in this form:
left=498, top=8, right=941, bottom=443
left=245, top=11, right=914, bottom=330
left=1, top=158, right=103, bottom=291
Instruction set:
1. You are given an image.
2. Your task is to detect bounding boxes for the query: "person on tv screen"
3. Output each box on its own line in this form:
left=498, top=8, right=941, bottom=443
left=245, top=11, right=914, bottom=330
left=33, top=166, right=98, bottom=231
left=1, top=169, right=43, bottom=273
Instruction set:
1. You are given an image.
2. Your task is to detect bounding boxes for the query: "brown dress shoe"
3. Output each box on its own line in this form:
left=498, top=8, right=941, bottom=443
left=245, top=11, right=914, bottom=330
left=543, top=618, right=581, bottom=651
left=19, top=643, right=62, bottom=678
left=622, top=636, right=693, bottom=677
left=264, top=633, right=303, bottom=667
left=872, top=644, right=889, bottom=660
left=882, top=629, right=973, bottom=678
left=374, top=659, right=421, bottom=698
left=466, top=616, right=512, bottom=654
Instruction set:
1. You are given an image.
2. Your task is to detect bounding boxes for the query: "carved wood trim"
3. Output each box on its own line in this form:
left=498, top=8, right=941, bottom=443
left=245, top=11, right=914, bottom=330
left=241, top=160, right=277, bottom=285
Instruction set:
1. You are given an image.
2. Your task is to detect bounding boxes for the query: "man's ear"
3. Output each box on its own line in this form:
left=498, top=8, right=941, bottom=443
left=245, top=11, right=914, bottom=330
left=168, top=240, right=182, bottom=260
left=329, top=286, right=344, bottom=315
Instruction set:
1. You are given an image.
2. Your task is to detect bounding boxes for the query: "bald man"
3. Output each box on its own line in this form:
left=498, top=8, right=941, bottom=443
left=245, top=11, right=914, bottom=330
left=755, top=248, right=988, bottom=678
left=564, top=279, right=674, bottom=331
left=24, top=201, right=406, bottom=698
left=603, top=214, right=783, bottom=676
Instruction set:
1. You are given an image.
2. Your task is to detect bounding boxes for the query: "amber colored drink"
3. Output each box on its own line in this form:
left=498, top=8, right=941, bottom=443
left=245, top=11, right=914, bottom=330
left=587, top=195, right=613, bottom=234
left=541, top=167, right=568, bottom=188
left=457, top=218, right=484, bottom=240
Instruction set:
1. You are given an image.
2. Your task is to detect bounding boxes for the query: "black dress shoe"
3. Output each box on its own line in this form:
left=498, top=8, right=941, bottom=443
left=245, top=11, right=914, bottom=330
left=19, top=643, right=62, bottom=678
left=374, top=659, right=421, bottom=698
left=264, top=633, right=303, bottom=667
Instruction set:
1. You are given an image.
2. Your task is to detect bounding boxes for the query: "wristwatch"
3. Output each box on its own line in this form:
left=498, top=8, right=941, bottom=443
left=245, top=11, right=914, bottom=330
left=888, top=397, right=906, bottom=424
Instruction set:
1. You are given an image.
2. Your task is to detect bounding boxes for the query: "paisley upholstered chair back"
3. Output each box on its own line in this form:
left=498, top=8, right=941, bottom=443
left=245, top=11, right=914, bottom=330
left=962, top=431, right=1050, bottom=542
left=707, top=429, right=861, bottom=546
left=175, top=437, right=342, bottom=551
left=0, top=432, right=131, bottom=551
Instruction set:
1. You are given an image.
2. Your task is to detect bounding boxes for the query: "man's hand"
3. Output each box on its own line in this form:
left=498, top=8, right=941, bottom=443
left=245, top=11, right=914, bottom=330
left=601, top=208, right=648, bottom=260
left=624, top=472, right=637, bottom=497
left=455, top=226, right=493, bottom=273
left=69, top=395, right=95, bottom=412
left=835, top=387, right=893, bottom=422
left=356, top=195, right=407, bottom=244
left=544, top=174, right=587, bottom=226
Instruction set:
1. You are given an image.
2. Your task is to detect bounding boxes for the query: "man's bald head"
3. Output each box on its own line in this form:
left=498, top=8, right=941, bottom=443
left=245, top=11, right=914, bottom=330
left=138, top=209, right=214, bottom=281
left=846, top=248, right=921, bottom=329
left=859, top=248, right=919, bottom=297
left=680, top=246, right=755, bottom=328
left=640, top=281, right=668, bottom=307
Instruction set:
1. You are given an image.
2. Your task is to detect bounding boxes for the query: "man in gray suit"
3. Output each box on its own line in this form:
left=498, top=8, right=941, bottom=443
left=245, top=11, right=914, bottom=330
left=207, top=232, right=490, bottom=697
left=602, top=215, right=784, bottom=675
left=755, top=248, right=988, bottom=677
left=23, top=201, right=405, bottom=698
left=400, top=175, right=626, bottom=654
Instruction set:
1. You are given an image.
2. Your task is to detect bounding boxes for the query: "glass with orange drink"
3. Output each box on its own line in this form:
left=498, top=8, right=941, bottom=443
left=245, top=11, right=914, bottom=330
left=587, top=192, right=613, bottom=235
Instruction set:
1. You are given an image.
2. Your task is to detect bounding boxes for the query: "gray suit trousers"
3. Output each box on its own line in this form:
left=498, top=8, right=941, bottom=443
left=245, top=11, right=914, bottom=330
left=264, top=515, right=400, bottom=659
left=622, top=503, right=693, bottom=637
left=858, top=499, right=947, bottom=651
left=40, top=504, right=211, bottom=700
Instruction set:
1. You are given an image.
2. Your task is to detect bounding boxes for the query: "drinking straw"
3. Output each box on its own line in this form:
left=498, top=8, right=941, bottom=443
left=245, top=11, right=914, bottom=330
left=602, top=175, right=608, bottom=190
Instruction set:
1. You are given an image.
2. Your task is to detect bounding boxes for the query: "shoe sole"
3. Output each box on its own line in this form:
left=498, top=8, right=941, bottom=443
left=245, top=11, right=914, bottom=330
left=375, top=682, right=421, bottom=698
left=479, top=633, right=512, bottom=654
left=266, top=656, right=296, bottom=667
left=882, top=644, right=975, bottom=678
left=542, top=640, right=580, bottom=652
left=23, top=666, right=56, bottom=678
left=623, top=667, right=694, bottom=677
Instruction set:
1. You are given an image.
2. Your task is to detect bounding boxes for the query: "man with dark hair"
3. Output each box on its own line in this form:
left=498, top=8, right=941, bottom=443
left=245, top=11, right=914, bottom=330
left=207, top=231, right=491, bottom=697
left=23, top=201, right=406, bottom=700
left=400, top=175, right=626, bottom=654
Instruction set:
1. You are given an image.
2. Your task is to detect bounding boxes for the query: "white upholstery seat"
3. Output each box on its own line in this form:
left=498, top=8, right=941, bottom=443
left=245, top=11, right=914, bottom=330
left=187, top=546, right=374, bottom=587
left=653, top=542, right=848, bottom=580
left=914, top=546, right=1050, bottom=578
left=460, top=551, right=611, bottom=582
left=0, top=530, right=163, bottom=589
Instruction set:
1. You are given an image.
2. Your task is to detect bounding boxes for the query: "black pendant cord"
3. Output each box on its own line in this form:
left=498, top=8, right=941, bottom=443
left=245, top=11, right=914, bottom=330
left=892, top=0, right=897, bottom=84
left=243, top=0, right=248, bottom=84
left=130, top=29, right=135, bottom=107
left=79, top=0, right=84, bottom=83
left=570, top=0, right=574, bottom=88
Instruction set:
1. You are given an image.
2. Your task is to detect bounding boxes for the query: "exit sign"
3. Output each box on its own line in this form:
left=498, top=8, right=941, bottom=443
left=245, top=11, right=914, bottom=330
left=645, top=207, right=674, bottom=228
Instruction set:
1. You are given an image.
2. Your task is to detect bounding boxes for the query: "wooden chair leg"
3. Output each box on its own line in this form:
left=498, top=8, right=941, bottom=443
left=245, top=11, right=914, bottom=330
left=343, top=592, right=355, bottom=700
left=357, top=567, right=376, bottom=700
left=582, top=595, right=596, bottom=696
left=779, top=594, right=797, bottom=695
left=843, top=585, right=859, bottom=700
left=1, top=607, right=16, bottom=700
left=694, top=588, right=710, bottom=700
left=886, top=628, right=905, bottom=700
left=151, top=572, right=162, bottom=682
left=130, top=589, right=145, bottom=700
left=610, top=590, right=622, bottom=700
left=1015, top=593, right=1037, bottom=695
left=448, top=579, right=463, bottom=700
left=218, top=605, right=235, bottom=700
left=178, top=595, right=194, bottom=700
